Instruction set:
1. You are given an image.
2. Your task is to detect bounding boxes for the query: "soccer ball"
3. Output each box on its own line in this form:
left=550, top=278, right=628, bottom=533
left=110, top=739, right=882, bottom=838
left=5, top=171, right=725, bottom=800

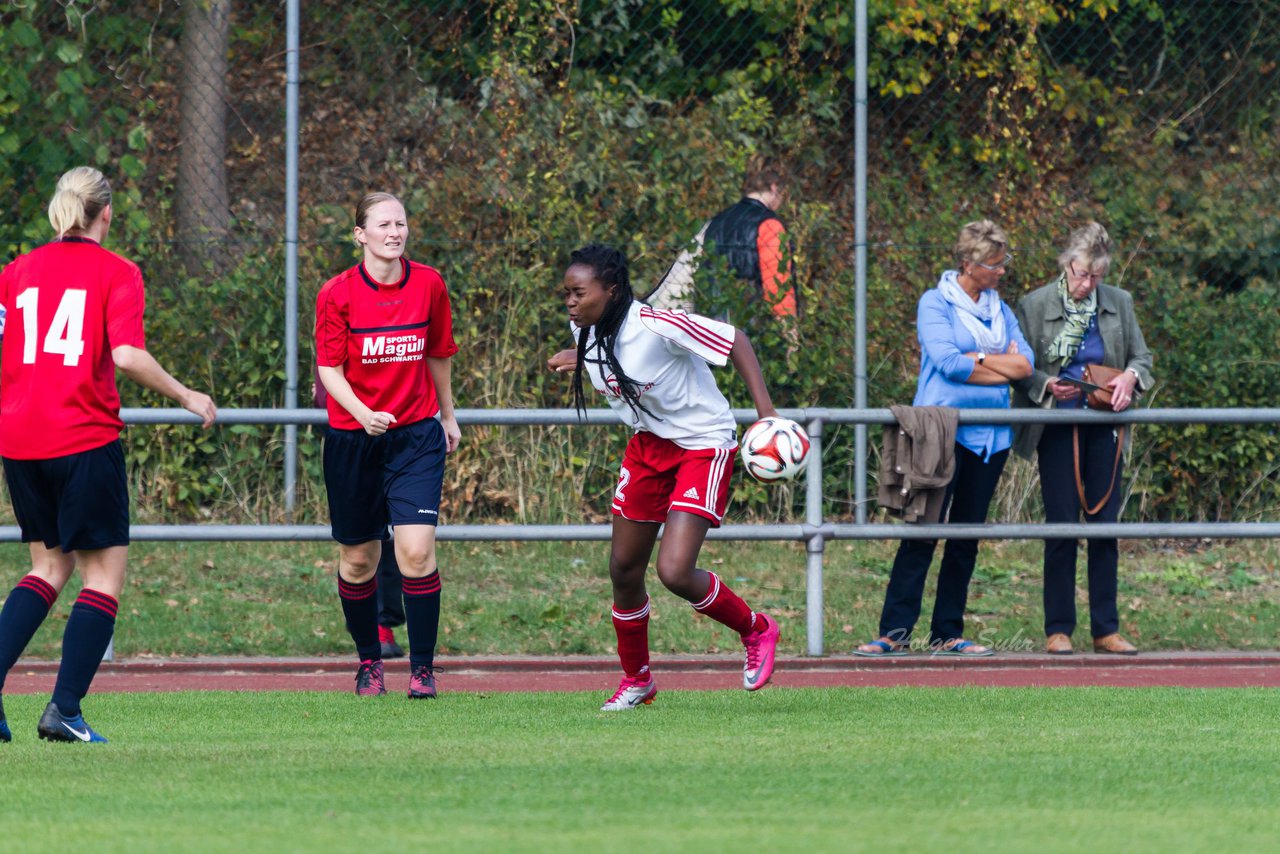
left=739, top=417, right=811, bottom=483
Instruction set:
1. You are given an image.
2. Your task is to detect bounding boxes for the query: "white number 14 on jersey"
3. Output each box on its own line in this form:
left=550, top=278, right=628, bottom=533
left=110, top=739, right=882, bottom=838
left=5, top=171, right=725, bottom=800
left=14, top=287, right=88, bottom=367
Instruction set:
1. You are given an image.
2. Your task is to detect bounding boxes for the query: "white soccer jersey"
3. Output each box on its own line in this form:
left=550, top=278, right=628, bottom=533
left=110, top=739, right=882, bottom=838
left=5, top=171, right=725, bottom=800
left=577, top=301, right=738, bottom=450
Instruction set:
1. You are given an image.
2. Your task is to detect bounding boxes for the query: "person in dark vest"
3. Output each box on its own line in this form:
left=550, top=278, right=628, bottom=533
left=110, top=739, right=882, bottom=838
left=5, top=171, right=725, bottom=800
left=648, top=158, right=797, bottom=323
left=548, top=160, right=798, bottom=377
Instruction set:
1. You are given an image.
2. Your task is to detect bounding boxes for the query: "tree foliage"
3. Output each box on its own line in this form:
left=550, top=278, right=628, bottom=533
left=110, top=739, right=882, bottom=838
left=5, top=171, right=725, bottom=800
left=0, top=0, right=1275, bottom=523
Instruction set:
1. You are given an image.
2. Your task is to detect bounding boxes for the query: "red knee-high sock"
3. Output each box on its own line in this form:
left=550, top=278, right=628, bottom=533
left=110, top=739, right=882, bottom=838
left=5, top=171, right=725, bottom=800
left=691, top=572, right=755, bottom=636
left=611, top=597, right=651, bottom=679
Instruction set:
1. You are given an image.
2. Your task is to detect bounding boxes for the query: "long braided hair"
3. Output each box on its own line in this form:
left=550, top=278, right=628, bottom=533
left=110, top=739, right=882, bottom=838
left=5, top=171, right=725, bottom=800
left=570, top=244, right=654, bottom=420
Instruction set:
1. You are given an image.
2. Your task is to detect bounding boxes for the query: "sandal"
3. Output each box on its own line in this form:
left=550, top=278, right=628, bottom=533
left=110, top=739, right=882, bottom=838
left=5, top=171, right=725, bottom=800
left=852, top=637, right=909, bottom=657
left=931, top=639, right=994, bottom=657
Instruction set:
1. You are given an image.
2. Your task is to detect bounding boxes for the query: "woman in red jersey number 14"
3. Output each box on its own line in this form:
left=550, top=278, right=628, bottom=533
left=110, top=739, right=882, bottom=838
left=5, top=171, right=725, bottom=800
left=314, top=192, right=459, bottom=700
left=551, top=244, right=781, bottom=711
left=0, top=167, right=217, bottom=744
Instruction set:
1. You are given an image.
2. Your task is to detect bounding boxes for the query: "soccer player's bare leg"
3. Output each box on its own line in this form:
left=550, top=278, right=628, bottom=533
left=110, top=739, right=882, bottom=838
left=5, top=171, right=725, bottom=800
left=337, top=540, right=382, bottom=584
left=23, top=542, right=78, bottom=597
left=608, top=517, right=658, bottom=611
left=658, top=510, right=779, bottom=691
left=337, top=540, right=386, bottom=693
left=40, top=545, right=127, bottom=739
left=392, top=524, right=442, bottom=697
left=653, top=510, right=712, bottom=601
left=600, top=518, right=659, bottom=709
left=75, top=545, right=128, bottom=600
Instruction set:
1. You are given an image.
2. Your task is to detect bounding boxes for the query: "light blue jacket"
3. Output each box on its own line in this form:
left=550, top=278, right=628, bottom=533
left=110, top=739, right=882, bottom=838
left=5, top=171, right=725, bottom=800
left=912, top=287, right=1033, bottom=460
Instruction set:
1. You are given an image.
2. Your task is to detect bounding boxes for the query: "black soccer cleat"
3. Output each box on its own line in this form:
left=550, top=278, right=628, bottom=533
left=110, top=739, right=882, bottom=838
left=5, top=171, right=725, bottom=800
left=354, top=659, right=387, bottom=696
left=0, top=695, right=10, bottom=743
left=37, top=702, right=108, bottom=744
left=378, top=625, right=406, bottom=659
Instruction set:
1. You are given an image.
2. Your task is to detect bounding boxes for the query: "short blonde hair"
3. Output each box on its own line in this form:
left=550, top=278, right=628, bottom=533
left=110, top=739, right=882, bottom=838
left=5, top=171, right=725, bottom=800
left=1058, top=221, right=1112, bottom=275
left=48, top=166, right=112, bottom=237
left=953, top=219, right=1008, bottom=266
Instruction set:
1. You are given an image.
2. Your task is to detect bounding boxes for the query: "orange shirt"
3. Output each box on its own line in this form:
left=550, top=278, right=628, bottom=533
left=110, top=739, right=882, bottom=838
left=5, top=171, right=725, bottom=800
left=756, top=219, right=796, bottom=318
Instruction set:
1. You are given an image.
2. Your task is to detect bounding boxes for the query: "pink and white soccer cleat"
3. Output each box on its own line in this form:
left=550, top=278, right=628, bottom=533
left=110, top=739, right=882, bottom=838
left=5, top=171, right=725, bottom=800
left=742, top=613, right=780, bottom=691
left=600, top=673, right=657, bottom=711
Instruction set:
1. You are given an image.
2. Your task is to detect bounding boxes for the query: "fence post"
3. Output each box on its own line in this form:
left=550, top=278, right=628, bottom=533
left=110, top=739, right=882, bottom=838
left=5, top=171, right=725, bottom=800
left=283, top=0, right=301, bottom=519
left=805, top=415, right=826, bottom=656
left=853, top=0, right=869, bottom=525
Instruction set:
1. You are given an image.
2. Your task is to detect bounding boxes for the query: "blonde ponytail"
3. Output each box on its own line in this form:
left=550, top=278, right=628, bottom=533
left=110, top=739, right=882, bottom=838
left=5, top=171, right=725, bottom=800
left=47, top=166, right=112, bottom=237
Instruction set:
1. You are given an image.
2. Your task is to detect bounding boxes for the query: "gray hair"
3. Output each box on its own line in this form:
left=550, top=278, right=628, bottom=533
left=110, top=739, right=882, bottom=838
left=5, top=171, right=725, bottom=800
left=1058, top=221, right=1112, bottom=274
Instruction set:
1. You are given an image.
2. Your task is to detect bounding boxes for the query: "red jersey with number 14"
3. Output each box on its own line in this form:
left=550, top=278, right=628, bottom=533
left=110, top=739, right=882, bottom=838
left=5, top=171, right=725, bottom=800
left=0, top=238, right=146, bottom=460
left=315, top=259, right=458, bottom=430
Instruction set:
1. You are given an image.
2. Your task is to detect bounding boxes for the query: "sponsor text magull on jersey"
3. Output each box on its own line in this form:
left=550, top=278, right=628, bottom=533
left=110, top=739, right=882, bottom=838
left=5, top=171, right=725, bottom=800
left=362, top=334, right=425, bottom=364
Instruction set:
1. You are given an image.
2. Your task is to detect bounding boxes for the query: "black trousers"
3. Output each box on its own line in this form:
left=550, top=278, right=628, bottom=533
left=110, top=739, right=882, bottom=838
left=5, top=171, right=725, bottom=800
left=1037, top=423, right=1123, bottom=638
left=376, top=529, right=405, bottom=629
left=878, top=444, right=1008, bottom=645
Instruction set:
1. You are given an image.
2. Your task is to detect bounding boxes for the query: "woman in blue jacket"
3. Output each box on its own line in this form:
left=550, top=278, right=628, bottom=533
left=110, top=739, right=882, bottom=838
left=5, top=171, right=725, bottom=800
left=856, top=219, right=1032, bottom=657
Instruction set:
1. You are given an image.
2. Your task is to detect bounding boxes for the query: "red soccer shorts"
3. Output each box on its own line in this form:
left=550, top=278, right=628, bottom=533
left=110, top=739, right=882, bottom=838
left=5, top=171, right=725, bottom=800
left=611, top=431, right=735, bottom=526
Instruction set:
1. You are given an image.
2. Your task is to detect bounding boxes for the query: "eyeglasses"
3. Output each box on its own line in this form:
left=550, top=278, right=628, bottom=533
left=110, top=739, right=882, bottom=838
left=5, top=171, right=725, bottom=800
left=972, top=254, right=1013, bottom=271
left=1068, top=262, right=1104, bottom=282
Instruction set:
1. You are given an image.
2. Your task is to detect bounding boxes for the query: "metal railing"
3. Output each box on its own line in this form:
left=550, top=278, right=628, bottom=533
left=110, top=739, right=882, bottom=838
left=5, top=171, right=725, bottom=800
left=4, top=406, right=1277, bottom=655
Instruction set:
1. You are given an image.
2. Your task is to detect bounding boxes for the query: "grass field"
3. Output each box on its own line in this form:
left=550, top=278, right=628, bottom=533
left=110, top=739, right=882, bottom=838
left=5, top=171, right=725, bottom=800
left=2, top=687, right=1278, bottom=851
left=2, top=538, right=1278, bottom=659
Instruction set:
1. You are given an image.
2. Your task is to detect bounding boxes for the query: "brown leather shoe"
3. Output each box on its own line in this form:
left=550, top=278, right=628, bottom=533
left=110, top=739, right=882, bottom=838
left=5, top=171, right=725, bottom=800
left=1046, top=633, right=1073, bottom=655
left=1093, top=633, right=1138, bottom=655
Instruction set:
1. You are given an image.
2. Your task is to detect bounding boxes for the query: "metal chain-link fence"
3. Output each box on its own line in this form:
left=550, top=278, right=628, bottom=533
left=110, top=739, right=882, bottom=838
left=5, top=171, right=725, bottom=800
left=0, top=0, right=1276, bottom=523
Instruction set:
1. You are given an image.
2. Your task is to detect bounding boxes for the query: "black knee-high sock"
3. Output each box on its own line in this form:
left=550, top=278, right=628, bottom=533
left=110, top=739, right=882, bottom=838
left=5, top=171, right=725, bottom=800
left=0, top=575, right=58, bottom=693
left=338, top=575, right=381, bottom=662
left=402, top=571, right=441, bottom=670
left=52, top=589, right=117, bottom=717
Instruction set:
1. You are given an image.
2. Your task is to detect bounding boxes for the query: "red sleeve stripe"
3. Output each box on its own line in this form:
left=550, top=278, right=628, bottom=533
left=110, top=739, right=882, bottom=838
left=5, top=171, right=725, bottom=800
left=639, top=306, right=733, bottom=355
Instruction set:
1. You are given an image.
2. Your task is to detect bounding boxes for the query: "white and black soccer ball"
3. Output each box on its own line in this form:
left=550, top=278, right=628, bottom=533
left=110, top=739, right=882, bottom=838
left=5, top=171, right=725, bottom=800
left=739, top=417, right=811, bottom=483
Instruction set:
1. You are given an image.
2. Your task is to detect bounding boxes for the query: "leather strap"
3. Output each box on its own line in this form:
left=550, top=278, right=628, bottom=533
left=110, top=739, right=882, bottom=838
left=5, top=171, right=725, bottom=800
left=1074, top=424, right=1126, bottom=516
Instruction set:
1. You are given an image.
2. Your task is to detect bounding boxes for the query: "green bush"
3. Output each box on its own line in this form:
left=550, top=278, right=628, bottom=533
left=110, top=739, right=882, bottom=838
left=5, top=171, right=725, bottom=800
left=1, top=0, right=1275, bottom=525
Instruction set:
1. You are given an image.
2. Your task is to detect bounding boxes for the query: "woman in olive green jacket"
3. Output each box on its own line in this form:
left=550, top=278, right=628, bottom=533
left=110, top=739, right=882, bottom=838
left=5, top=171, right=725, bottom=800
left=1012, top=223, right=1153, bottom=656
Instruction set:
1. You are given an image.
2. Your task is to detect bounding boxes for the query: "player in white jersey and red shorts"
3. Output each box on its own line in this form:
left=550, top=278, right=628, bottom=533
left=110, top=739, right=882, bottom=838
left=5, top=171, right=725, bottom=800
left=0, top=167, right=217, bottom=744
left=315, top=192, right=459, bottom=699
left=551, top=244, right=782, bottom=710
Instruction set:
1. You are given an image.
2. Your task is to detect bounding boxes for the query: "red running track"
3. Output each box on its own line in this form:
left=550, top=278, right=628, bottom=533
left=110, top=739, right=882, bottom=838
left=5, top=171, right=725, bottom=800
left=4, top=651, right=1280, bottom=694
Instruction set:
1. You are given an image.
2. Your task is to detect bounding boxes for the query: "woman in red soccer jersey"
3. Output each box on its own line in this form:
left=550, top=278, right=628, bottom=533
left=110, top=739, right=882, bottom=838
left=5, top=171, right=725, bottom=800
left=315, top=192, right=459, bottom=699
left=550, top=244, right=781, bottom=710
left=0, top=167, right=217, bottom=744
